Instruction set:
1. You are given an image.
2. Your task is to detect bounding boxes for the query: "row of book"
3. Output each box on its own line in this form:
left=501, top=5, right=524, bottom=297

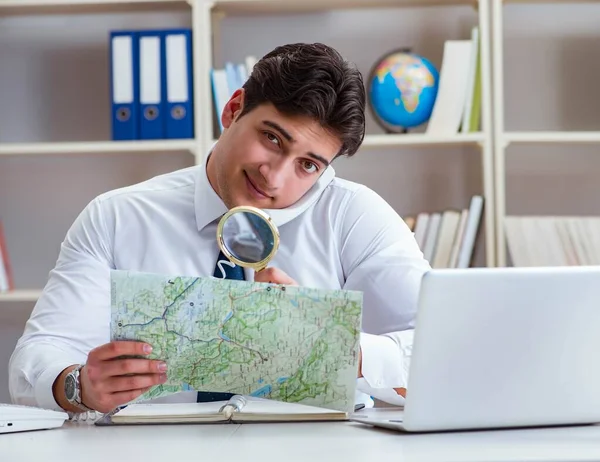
left=210, top=56, right=258, bottom=134
left=0, top=222, right=14, bottom=293
left=425, top=26, right=481, bottom=135
left=403, top=195, right=484, bottom=269
left=505, top=216, right=600, bottom=267
left=109, top=28, right=194, bottom=141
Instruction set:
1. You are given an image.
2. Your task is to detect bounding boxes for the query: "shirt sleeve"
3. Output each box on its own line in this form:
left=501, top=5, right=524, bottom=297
left=338, top=186, right=431, bottom=406
left=8, top=197, right=114, bottom=410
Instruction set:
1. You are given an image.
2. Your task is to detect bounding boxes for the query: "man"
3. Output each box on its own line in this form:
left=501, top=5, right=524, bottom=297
left=9, top=43, right=430, bottom=414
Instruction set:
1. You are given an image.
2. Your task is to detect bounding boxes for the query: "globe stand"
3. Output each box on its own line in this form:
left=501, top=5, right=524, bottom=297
left=382, top=127, right=409, bottom=135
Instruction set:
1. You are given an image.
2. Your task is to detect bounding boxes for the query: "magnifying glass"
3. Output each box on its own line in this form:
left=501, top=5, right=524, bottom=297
left=216, top=205, right=280, bottom=272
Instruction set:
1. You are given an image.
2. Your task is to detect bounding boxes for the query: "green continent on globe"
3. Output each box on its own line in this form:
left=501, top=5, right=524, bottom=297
left=375, top=55, right=435, bottom=113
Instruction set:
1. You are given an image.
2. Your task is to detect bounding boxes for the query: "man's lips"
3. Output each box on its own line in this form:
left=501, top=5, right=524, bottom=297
left=244, top=172, right=271, bottom=199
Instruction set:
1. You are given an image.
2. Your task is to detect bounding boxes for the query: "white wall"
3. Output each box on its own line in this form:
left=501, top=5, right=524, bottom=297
left=1, top=2, right=599, bottom=404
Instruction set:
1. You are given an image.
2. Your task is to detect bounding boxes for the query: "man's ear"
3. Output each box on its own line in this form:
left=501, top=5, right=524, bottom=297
left=221, top=89, right=245, bottom=130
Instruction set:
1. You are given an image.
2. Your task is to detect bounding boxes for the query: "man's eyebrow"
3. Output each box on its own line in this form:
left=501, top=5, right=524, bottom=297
left=307, top=152, right=330, bottom=167
left=262, top=120, right=330, bottom=167
left=263, top=120, right=294, bottom=142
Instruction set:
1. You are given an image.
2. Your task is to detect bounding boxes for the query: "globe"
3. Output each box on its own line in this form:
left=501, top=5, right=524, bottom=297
left=368, top=50, right=439, bottom=132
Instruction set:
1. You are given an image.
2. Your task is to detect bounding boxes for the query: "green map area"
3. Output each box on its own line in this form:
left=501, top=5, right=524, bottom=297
left=110, top=270, right=363, bottom=413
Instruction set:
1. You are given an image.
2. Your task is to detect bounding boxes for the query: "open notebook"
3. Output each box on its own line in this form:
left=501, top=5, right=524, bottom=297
left=102, top=395, right=348, bottom=425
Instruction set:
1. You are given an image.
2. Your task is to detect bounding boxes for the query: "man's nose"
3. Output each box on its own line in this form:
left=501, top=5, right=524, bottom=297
left=258, top=159, right=288, bottom=190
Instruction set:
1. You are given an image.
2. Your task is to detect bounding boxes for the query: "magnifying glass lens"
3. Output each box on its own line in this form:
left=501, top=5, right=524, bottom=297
left=218, top=207, right=279, bottom=271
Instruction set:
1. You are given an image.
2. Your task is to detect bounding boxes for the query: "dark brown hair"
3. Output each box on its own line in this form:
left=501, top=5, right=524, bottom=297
left=240, top=43, right=366, bottom=158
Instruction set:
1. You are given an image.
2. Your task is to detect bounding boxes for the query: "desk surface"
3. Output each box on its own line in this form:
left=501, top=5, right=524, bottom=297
left=2, top=408, right=600, bottom=462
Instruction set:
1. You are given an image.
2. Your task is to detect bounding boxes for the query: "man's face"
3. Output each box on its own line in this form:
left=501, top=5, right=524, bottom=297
left=207, top=90, right=342, bottom=210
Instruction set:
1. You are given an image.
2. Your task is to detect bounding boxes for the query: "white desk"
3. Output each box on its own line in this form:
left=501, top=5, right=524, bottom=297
left=2, top=408, right=600, bottom=462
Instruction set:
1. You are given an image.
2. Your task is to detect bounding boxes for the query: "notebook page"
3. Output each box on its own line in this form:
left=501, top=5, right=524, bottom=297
left=114, top=401, right=225, bottom=418
left=240, top=399, right=342, bottom=415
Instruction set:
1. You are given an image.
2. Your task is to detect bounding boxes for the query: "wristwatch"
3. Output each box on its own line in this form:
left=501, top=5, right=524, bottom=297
left=64, top=365, right=94, bottom=412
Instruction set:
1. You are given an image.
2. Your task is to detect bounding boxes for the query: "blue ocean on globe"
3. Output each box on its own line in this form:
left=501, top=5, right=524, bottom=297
left=369, top=52, right=440, bottom=131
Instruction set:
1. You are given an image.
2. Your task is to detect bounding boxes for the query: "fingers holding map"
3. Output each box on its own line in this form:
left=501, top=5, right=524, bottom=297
left=110, top=270, right=363, bottom=413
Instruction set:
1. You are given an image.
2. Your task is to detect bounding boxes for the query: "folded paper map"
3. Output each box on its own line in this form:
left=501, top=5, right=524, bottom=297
left=110, top=270, right=363, bottom=413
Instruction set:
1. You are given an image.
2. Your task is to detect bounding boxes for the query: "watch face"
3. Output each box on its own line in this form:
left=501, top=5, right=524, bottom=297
left=65, top=374, right=76, bottom=401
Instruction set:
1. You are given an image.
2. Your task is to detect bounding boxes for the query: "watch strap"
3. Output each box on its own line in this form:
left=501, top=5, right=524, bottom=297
left=68, top=365, right=94, bottom=412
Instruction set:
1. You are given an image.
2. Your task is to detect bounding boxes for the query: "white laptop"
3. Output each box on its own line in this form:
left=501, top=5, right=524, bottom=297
left=352, top=266, right=600, bottom=432
left=0, top=403, right=68, bottom=434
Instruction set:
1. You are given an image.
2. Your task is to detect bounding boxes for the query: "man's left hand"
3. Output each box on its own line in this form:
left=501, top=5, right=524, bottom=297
left=254, top=267, right=298, bottom=286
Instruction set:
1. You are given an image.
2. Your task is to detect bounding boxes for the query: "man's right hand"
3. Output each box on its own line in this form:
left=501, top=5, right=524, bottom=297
left=54, top=341, right=168, bottom=413
left=81, top=341, right=168, bottom=412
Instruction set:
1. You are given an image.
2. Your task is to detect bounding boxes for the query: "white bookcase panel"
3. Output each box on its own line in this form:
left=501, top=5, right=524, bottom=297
left=492, top=0, right=600, bottom=265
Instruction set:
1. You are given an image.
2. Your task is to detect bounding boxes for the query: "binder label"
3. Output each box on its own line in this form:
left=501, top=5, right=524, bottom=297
left=112, top=36, right=134, bottom=104
left=140, top=36, right=161, bottom=104
left=166, top=34, right=188, bottom=103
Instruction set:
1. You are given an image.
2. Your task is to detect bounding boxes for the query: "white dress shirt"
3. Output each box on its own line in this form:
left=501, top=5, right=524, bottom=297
left=9, top=153, right=431, bottom=411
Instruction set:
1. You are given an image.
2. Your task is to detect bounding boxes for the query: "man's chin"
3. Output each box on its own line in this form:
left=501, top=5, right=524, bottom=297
left=226, top=195, right=264, bottom=209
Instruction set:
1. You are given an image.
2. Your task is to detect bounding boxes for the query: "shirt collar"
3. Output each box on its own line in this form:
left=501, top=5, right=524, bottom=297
left=194, top=149, right=336, bottom=232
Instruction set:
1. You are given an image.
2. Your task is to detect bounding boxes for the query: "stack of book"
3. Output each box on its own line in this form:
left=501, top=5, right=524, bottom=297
left=210, top=56, right=258, bottom=134
left=109, top=28, right=194, bottom=141
left=505, top=216, right=600, bottom=267
left=425, top=26, right=482, bottom=135
left=403, top=195, right=484, bottom=268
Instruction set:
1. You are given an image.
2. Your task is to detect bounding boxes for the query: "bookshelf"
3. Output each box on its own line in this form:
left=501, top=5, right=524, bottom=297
left=360, top=133, right=485, bottom=148
left=0, top=290, right=42, bottom=303
left=209, top=133, right=485, bottom=149
left=492, top=0, right=600, bottom=266
left=209, top=0, right=480, bottom=14
left=0, top=0, right=191, bottom=16
left=503, top=132, right=600, bottom=144
left=0, top=140, right=197, bottom=156
left=0, top=0, right=495, bottom=305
